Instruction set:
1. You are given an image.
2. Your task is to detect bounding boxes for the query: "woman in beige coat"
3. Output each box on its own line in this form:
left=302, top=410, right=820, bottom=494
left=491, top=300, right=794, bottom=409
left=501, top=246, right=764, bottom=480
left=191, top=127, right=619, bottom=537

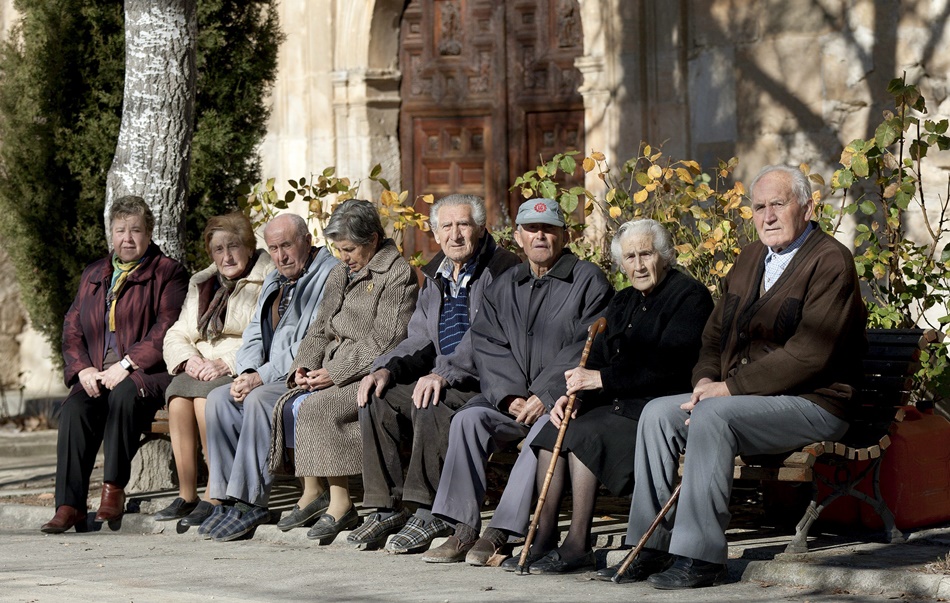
left=154, top=212, right=274, bottom=524
left=268, top=199, right=418, bottom=544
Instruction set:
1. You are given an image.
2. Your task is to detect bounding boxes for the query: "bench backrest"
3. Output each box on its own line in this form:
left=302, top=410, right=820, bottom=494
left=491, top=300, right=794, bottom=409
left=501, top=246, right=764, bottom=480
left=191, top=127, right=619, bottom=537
left=843, top=328, right=932, bottom=447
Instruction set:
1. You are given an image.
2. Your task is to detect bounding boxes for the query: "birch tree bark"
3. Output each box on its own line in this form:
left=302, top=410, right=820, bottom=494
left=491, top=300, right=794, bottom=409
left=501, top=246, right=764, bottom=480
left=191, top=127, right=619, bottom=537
left=105, top=0, right=197, bottom=261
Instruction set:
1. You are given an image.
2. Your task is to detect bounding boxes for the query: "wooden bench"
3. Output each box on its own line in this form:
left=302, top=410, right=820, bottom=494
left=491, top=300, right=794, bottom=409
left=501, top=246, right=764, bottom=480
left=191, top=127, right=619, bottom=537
left=150, top=408, right=170, bottom=435
left=732, top=328, right=941, bottom=553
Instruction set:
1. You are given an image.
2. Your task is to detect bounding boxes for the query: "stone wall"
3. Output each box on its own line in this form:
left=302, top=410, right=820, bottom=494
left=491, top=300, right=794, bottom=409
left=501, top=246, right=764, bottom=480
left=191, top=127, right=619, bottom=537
left=594, top=0, right=949, bottom=249
left=0, top=0, right=20, bottom=396
left=0, top=240, right=66, bottom=408
left=685, top=0, right=950, bottom=185
left=259, top=1, right=401, bottom=201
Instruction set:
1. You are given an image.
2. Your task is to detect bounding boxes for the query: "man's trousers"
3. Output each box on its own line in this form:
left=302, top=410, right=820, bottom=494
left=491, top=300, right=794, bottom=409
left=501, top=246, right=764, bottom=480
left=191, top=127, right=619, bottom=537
left=205, top=381, right=288, bottom=506
left=432, top=404, right=549, bottom=532
left=625, top=393, right=848, bottom=564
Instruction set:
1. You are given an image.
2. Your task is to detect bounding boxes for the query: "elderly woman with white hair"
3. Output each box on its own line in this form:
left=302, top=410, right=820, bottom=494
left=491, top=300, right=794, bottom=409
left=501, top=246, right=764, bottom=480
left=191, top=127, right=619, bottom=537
left=504, top=218, right=715, bottom=574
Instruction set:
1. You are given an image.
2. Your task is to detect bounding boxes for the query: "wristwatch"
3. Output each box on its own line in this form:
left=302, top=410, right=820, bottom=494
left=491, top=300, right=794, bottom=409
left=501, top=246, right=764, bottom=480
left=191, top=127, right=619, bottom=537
left=119, top=357, right=133, bottom=372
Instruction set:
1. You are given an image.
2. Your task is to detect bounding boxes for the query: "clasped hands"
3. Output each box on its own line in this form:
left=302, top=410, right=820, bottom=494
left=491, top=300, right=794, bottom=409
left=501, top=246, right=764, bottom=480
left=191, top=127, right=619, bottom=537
left=230, top=371, right=264, bottom=402
left=505, top=394, right=546, bottom=426
left=184, top=355, right=230, bottom=382
left=293, top=367, right=334, bottom=392
left=78, top=366, right=127, bottom=398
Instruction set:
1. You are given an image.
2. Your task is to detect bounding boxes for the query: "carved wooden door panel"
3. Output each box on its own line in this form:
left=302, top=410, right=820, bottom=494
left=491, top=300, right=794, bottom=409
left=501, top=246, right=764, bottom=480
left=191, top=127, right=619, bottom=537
left=506, top=0, right=585, bottom=211
left=399, top=0, right=584, bottom=257
left=399, top=0, right=507, bottom=257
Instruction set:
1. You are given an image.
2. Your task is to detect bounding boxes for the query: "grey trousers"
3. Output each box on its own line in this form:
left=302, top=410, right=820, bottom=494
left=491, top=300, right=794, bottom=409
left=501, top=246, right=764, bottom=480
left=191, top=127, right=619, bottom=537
left=432, top=404, right=549, bottom=532
left=626, top=393, right=849, bottom=564
left=205, top=381, right=288, bottom=506
left=486, top=414, right=550, bottom=536
left=359, top=381, right=475, bottom=509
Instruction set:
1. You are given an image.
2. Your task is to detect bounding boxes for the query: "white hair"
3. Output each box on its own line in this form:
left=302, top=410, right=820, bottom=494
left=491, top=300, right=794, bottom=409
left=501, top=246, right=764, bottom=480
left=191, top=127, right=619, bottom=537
left=610, top=219, right=676, bottom=267
left=429, top=194, right=487, bottom=230
left=749, top=165, right=812, bottom=207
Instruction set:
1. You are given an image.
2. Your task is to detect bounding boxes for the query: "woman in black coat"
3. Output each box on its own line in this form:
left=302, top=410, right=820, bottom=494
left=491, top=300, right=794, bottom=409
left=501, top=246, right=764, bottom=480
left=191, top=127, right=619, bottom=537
left=514, top=218, right=714, bottom=574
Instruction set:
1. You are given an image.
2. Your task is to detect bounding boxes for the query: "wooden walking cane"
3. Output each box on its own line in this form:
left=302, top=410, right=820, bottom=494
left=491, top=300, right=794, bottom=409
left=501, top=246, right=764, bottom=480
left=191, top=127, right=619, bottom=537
left=611, top=483, right=681, bottom=584
left=517, top=316, right=607, bottom=575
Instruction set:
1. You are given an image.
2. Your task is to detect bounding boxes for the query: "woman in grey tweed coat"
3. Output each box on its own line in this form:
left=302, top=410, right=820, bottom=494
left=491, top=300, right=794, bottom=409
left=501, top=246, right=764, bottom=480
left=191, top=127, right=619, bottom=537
left=268, top=199, right=418, bottom=543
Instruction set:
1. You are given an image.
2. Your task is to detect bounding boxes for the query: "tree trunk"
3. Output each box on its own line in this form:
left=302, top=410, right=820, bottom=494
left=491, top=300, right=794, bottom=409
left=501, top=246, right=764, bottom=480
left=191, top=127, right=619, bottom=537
left=105, top=0, right=197, bottom=261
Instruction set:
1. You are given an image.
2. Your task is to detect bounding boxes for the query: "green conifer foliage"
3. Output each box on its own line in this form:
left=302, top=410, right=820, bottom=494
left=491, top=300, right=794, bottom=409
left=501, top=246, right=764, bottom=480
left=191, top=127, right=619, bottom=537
left=0, top=0, right=281, bottom=358
left=188, top=0, right=282, bottom=266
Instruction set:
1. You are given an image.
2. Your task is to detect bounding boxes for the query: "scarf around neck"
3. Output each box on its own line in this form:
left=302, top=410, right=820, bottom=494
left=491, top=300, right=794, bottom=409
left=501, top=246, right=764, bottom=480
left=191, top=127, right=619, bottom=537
left=107, top=254, right=143, bottom=332
left=197, top=254, right=257, bottom=340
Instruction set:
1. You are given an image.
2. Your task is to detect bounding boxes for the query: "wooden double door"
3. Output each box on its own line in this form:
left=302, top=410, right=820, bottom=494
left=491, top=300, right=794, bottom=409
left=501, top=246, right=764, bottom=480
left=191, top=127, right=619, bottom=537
left=399, top=0, right=585, bottom=257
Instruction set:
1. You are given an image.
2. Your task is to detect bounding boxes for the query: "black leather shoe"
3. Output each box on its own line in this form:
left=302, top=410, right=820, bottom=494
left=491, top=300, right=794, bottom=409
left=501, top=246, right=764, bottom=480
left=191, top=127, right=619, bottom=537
left=180, top=501, right=216, bottom=527
left=530, top=549, right=595, bottom=574
left=595, top=548, right=674, bottom=582
left=500, top=548, right=549, bottom=572
left=646, top=555, right=728, bottom=589
left=153, top=497, right=199, bottom=521
left=306, top=507, right=359, bottom=544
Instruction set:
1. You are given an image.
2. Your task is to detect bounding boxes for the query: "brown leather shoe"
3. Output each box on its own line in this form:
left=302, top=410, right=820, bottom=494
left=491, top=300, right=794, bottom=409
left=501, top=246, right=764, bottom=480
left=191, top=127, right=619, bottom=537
left=94, top=483, right=126, bottom=522
left=465, top=536, right=508, bottom=566
left=41, top=505, right=86, bottom=534
left=420, top=535, right=476, bottom=563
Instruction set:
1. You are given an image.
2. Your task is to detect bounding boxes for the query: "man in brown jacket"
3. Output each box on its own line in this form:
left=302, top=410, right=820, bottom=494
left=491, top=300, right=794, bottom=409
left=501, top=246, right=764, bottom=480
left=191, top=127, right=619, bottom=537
left=599, top=165, right=867, bottom=589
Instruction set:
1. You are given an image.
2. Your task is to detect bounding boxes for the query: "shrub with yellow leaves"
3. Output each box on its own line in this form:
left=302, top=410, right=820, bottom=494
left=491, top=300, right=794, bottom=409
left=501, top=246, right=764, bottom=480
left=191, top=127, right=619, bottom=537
left=237, top=164, right=431, bottom=266
left=822, top=77, right=950, bottom=336
left=821, top=76, right=950, bottom=403
left=511, top=147, right=755, bottom=295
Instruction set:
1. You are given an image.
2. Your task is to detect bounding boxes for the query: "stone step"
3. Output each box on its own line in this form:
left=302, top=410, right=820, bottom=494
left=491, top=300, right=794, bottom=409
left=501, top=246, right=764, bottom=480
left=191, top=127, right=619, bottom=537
left=0, top=431, right=58, bottom=457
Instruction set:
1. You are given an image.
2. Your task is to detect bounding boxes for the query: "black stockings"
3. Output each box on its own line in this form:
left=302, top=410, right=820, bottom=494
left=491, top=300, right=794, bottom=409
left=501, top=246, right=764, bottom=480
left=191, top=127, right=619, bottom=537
left=532, top=449, right=599, bottom=557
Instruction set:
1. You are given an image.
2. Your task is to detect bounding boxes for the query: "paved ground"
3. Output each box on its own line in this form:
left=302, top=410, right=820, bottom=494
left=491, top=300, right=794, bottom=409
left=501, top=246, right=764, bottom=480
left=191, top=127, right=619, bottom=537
left=2, top=430, right=950, bottom=602
left=0, top=526, right=926, bottom=603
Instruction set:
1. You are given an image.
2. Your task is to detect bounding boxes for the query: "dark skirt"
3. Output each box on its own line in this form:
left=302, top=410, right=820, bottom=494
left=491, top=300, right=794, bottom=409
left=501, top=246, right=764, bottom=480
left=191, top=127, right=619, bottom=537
left=164, top=373, right=233, bottom=403
left=530, top=403, right=638, bottom=496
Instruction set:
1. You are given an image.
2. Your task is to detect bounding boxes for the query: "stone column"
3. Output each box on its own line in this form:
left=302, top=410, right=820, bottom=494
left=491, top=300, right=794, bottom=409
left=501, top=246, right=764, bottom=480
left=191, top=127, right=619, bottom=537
left=332, top=68, right=402, bottom=196
left=576, top=54, right=611, bottom=246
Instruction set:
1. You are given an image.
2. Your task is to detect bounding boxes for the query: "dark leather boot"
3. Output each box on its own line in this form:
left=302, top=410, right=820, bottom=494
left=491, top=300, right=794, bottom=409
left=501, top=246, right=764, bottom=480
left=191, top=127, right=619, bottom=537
left=94, top=482, right=126, bottom=522
left=41, top=505, right=86, bottom=534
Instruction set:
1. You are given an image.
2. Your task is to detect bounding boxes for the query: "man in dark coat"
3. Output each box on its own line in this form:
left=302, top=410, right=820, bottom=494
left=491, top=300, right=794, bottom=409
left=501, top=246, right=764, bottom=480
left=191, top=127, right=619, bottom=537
left=599, top=165, right=867, bottom=589
left=349, top=194, right=520, bottom=554
left=422, top=198, right=613, bottom=563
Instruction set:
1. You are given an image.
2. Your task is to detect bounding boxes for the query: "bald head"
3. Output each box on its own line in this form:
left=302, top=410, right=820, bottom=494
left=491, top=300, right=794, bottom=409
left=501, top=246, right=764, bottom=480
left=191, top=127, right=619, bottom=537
left=263, top=213, right=313, bottom=279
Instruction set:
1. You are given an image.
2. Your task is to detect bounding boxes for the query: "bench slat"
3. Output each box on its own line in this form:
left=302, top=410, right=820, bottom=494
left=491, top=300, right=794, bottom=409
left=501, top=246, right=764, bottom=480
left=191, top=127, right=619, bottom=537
left=734, top=466, right=812, bottom=482
left=863, top=359, right=922, bottom=375
left=866, top=346, right=922, bottom=361
left=863, top=375, right=915, bottom=393
left=866, top=328, right=934, bottom=345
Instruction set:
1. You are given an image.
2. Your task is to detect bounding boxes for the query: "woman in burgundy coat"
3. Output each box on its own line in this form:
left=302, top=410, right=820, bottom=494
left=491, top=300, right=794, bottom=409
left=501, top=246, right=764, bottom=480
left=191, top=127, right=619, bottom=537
left=41, top=196, right=188, bottom=534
